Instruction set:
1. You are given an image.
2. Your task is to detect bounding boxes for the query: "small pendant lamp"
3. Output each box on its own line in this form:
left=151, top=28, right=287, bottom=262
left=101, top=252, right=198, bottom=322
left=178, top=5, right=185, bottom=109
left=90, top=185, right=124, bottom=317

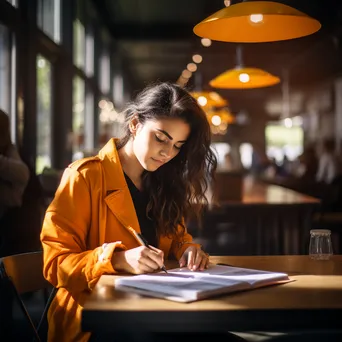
left=193, top=1, right=321, bottom=43
left=210, top=67, right=281, bottom=89
left=209, top=45, right=280, bottom=89
left=190, top=91, right=228, bottom=108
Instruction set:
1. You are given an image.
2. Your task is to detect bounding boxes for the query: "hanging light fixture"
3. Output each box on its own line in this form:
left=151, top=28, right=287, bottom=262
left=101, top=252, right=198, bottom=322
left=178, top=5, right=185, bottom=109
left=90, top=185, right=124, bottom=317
left=190, top=91, right=228, bottom=108
left=193, top=1, right=321, bottom=43
left=206, top=108, right=235, bottom=135
left=210, top=67, right=280, bottom=89
left=210, top=45, right=280, bottom=89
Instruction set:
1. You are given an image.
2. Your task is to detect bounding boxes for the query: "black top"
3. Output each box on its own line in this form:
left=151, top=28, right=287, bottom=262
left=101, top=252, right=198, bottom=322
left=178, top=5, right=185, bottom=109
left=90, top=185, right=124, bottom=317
left=124, top=173, right=158, bottom=248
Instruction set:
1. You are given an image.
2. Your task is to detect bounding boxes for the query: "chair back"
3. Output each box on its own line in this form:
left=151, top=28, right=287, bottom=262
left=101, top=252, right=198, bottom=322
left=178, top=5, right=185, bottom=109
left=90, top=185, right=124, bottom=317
left=0, top=251, right=50, bottom=294
left=0, top=251, right=56, bottom=342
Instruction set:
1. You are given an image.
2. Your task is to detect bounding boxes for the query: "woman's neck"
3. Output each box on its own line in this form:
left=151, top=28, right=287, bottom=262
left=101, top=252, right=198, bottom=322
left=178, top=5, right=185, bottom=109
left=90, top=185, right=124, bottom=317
left=118, top=140, right=143, bottom=190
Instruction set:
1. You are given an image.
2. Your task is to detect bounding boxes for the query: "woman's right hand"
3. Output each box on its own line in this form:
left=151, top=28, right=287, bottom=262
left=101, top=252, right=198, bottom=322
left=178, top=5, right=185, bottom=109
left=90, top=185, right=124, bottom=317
left=111, top=246, right=165, bottom=274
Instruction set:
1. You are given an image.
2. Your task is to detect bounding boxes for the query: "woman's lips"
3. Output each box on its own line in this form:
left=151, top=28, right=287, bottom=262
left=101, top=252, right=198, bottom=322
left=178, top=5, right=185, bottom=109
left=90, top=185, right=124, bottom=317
left=152, top=158, right=165, bottom=164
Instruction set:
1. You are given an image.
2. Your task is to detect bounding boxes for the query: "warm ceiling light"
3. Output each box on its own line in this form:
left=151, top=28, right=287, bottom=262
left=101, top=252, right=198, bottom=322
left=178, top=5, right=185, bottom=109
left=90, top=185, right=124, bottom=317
left=250, top=14, right=263, bottom=23
left=192, top=54, right=203, bottom=63
left=201, top=38, right=212, bottom=47
left=211, top=115, right=222, bottom=126
left=193, top=1, right=321, bottom=43
left=181, top=69, right=192, bottom=79
left=207, top=108, right=235, bottom=124
left=190, top=91, right=228, bottom=108
left=238, top=73, right=250, bottom=83
left=187, top=63, right=197, bottom=72
left=197, top=96, right=208, bottom=107
left=210, top=67, right=280, bottom=89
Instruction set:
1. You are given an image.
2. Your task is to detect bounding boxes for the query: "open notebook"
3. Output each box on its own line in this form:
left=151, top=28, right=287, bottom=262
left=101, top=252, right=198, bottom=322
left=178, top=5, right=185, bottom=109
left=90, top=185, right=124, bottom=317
left=114, top=264, right=292, bottom=303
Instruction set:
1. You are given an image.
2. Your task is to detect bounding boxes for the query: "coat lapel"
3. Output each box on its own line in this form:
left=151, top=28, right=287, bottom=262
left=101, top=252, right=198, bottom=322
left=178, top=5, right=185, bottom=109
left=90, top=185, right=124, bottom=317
left=104, top=189, right=141, bottom=233
left=98, top=138, right=141, bottom=234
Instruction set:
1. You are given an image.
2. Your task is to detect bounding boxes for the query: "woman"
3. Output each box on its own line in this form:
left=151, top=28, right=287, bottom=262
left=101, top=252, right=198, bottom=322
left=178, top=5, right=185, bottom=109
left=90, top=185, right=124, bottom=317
left=41, top=82, right=217, bottom=341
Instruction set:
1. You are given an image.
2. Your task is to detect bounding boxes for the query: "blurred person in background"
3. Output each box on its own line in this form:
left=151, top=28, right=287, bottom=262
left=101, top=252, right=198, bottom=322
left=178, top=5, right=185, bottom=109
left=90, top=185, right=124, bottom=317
left=295, top=143, right=318, bottom=181
left=0, top=109, right=44, bottom=259
left=0, top=109, right=29, bottom=222
left=250, top=143, right=270, bottom=176
left=0, top=109, right=30, bottom=339
left=316, top=138, right=341, bottom=184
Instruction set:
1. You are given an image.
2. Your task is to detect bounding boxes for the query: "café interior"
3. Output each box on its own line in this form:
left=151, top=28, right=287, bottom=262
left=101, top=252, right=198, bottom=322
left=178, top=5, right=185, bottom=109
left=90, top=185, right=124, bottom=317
left=1, top=0, right=342, bottom=341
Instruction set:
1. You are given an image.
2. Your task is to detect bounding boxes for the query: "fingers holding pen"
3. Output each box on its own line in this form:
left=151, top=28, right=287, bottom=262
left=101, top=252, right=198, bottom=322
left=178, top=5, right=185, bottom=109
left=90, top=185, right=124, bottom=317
left=138, top=247, right=160, bottom=271
left=113, top=246, right=165, bottom=274
left=144, top=245, right=165, bottom=269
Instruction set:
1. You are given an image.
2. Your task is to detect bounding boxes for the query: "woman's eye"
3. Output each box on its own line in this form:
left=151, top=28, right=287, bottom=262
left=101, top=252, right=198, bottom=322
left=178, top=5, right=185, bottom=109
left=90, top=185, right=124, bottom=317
left=155, top=135, right=167, bottom=143
left=174, top=145, right=182, bottom=150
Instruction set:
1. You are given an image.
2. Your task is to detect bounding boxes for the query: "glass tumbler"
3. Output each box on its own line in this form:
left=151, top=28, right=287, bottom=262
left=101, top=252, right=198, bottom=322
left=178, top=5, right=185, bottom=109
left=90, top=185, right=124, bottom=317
left=309, top=229, right=333, bottom=260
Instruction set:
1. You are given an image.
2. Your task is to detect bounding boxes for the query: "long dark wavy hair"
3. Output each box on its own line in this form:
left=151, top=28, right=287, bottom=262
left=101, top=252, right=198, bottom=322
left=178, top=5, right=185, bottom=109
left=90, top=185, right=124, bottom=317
left=117, top=82, right=217, bottom=237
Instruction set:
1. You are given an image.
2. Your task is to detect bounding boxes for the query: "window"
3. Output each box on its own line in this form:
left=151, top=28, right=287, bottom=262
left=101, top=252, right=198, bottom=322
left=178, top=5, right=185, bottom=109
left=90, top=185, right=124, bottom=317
left=0, top=24, right=16, bottom=142
left=85, top=25, right=94, bottom=77
left=211, top=142, right=231, bottom=169
left=72, top=76, right=85, bottom=155
left=73, top=16, right=94, bottom=75
left=98, top=29, right=111, bottom=94
left=36, top=55, right=52, bottom=174
left=84, top=89, right=94, bottom=151
left=240, top=143, right=253, bottom=169
left=73, top=19, right=85, bottom=70
left=37, top=0, right=61, bottom=43
left=265, top=121, right=304, bottom=164
left=113, top=74, right=124, bottom=109
left=98, top=98, right=124, bottom=147
left=0, top=24, right=11, bottom=115
left=99, top=48, right=110, bottom=94
left=6, top=0, right=18, bottom=7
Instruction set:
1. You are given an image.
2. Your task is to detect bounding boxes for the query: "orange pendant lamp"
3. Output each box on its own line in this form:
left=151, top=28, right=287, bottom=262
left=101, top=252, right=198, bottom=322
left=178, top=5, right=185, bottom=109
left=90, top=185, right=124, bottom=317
left=190, top=91, right=228, bottom=108
left=206, top=108, right=234, bottom=135
left=207, top=108, right=235, bottom=124
left=210, top=45, right=280, bottom=89
left=193, top=1, right=321, bottom=43
left=210, top=67, right=280, bottom=89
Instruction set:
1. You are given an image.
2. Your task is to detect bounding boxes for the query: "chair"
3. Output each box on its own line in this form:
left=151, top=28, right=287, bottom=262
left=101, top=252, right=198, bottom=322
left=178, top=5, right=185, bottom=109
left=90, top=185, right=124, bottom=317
left=0, top=251, right=57, bottom=341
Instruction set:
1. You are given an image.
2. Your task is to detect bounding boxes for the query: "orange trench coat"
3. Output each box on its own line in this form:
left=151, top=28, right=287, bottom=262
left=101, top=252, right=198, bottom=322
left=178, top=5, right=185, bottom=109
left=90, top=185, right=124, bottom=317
left=40, top=138, right=199, bottom=342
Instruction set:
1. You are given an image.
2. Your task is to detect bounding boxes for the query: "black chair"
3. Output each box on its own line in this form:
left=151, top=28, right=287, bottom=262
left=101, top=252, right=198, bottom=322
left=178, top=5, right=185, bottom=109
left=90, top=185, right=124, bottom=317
left=0, top=251, right=57, bottom=341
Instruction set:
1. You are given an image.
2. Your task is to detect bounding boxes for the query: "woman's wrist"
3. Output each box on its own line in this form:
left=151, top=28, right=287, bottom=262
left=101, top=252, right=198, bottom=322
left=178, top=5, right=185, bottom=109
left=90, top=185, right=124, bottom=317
left=111, top=250, right=126, bottom=271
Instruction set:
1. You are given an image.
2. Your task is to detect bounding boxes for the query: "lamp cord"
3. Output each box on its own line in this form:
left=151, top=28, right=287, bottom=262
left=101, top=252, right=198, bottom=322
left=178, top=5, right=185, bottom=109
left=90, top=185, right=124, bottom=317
left=236, top=45, right=244, bottom=68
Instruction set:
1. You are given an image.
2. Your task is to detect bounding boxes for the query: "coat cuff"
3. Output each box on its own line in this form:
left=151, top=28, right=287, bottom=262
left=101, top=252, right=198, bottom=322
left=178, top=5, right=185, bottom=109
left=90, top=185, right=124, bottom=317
left=88, top=242, right=127, bottom=289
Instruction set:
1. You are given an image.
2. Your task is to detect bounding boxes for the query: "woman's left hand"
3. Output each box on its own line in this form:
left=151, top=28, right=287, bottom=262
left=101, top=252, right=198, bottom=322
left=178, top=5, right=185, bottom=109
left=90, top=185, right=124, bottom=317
left=178, top=246, right=209, bottom=271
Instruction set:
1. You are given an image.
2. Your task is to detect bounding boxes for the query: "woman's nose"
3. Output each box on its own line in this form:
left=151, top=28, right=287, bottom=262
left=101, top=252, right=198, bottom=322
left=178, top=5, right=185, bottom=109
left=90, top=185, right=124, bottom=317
left=160, top=149, right=169, bottom=158
left=160, top=145, right=172, bottom=158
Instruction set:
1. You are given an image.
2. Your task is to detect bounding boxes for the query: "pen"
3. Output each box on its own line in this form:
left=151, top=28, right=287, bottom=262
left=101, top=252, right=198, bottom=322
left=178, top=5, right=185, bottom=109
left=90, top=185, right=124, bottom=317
left=128, top=227, right=168, bottom=273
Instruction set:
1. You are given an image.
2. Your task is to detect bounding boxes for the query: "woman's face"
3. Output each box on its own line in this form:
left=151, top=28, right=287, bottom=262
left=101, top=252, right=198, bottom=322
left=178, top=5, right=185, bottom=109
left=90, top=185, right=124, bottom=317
left=131, top=117, right=190, bottom=171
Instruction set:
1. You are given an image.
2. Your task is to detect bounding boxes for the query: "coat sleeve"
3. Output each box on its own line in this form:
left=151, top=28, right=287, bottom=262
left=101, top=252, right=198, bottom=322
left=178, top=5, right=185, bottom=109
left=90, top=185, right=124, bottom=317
left=40, top=165, right=126, bottom=293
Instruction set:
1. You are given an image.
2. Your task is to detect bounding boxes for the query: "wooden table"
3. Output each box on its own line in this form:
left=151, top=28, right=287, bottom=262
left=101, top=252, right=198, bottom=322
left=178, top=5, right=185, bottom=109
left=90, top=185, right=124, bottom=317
left=82, top=255, right=342, bottom=334
left=197, top=177, right=321, bottom=255
left=240, top=176, right=320, bottom=205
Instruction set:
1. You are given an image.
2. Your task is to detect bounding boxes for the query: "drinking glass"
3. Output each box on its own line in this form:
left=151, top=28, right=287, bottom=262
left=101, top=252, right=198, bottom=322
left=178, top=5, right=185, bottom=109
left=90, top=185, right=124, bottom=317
left=309, top=229, right=333, bottom=260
